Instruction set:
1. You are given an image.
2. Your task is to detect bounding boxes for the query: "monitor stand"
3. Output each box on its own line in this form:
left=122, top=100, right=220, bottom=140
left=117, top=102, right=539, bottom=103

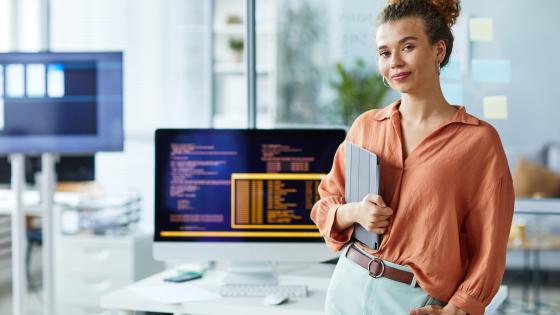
left=223, top=261, right=278, bottom=285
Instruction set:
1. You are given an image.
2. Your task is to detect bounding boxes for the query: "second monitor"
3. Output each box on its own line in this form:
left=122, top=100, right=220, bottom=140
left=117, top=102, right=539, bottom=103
left=153, top=128, right=346, bottom=263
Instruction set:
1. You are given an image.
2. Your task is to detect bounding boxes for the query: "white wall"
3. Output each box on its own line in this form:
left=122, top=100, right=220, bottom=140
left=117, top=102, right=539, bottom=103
left=50, top=0, right=211, bottom=232
left=0, top=0, right=13, bottom=51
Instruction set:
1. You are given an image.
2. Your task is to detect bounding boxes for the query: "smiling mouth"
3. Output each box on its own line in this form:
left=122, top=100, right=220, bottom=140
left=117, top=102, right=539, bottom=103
left=391, top=72, right=411, bottom=80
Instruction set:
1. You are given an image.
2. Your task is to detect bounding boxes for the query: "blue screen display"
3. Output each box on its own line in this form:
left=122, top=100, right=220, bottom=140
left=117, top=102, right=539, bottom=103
left=0, top=52, right=123, bottom=153
left=155, top=129, right=346, bottom=243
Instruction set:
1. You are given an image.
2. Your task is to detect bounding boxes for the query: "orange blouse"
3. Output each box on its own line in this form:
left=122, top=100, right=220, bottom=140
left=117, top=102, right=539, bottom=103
left=311, top=99, right=515, bottom=315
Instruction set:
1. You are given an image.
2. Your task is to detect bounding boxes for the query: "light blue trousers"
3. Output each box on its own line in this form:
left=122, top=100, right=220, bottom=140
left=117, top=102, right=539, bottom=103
left=325, top=245, right=446, bottom=315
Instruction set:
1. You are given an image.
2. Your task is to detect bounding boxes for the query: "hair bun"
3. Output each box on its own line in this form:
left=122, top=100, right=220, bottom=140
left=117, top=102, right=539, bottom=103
left=386, top=0, right=461, bottom=27
left=429, top=0, right=460, bottom=26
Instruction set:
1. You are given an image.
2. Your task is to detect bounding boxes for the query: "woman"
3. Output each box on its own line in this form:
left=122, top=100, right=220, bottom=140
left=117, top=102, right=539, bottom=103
left=310, top=0, right=515, bottom=314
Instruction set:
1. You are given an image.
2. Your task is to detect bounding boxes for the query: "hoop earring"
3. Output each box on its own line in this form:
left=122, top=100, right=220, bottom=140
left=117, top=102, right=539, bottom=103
left=382, top=76, right=390, bottom=87
left=437, top=62, right=441, bottom=75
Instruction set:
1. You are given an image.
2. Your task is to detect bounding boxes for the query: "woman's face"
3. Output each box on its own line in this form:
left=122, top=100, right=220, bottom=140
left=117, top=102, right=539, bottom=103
left=376, top=17, right=445, bottom=94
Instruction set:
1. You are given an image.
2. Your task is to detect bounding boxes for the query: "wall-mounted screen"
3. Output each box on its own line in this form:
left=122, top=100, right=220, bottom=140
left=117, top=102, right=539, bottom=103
left=0, top=52, right=123, bottom=153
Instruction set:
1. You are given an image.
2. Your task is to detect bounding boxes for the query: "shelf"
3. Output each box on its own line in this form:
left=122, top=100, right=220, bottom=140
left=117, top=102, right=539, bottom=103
left=174, top=25, right=208, bottom=33
left=214, top=63, right=272, bottom=74
left=213, top=24, right=275, bottom=34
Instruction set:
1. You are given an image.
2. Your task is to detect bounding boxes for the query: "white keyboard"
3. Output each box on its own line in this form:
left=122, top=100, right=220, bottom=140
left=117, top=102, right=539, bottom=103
left=219, top=284, right=308, bottom=297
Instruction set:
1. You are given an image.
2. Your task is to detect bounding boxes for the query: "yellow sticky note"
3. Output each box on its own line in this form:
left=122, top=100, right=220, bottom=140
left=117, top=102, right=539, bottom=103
left=483, top=96, right=508, bottom=119
left=469, top=18, right=493, bottom=41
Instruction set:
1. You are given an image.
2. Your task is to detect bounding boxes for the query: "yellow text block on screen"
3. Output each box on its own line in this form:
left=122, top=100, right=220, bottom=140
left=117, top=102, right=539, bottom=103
left=231, top=173, right=324, bottom=229
left=469, top=18, right=493, bottom=42
left=483, top=96, right=508, bottom=119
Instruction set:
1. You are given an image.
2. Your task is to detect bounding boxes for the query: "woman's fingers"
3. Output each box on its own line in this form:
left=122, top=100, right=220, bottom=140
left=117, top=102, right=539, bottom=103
left=370, top=219, right=389, bottom=228
left=361, top=195, right=393, bottom=217
left=363, top=219, right=389, bottom=232
left=409, top=305, right=443, bottom=315
left=356, top=195, right=393, bottom=232
left=373, top=215, right=391, bottom=221
left=365, top=194, right=394, bottom=215
left=365, top=194, right=386, bottom=207
left=370, top=227, right=386, bottom=234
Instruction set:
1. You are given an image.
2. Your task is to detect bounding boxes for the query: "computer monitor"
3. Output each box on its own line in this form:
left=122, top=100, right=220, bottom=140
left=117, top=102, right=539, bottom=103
left=0, top=52, right=123, bottom=153
left=0, top=154, right=95, bottom=185
left=153, top=129, right=345, bottom=264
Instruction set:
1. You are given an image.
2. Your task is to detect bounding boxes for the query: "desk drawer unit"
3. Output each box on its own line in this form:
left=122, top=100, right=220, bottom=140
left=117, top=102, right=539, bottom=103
left=59, top=304, right=113, bottom=315
left=55, top=234, right=163, bottom=315
left=58, top=274, right=129, bottom=306
left=60, top=241, right=133, bottom=277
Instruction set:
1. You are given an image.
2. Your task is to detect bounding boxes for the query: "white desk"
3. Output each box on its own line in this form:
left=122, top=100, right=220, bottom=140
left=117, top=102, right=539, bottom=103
left=101, top=263, right=331, bottom=315
left=515, top=198, right=560, bottom=215
left=101, top=263, right=508, bottom=315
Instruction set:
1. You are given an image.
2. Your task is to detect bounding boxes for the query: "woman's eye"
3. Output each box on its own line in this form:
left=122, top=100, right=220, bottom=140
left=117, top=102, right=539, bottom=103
left=379, top=51, right=390, bottom=57
left=403, top=45, right=415, bottom=52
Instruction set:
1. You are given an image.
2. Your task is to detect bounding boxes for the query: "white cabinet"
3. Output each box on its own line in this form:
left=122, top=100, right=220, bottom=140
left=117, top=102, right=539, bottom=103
left=55, top=233, right=163, bottom=315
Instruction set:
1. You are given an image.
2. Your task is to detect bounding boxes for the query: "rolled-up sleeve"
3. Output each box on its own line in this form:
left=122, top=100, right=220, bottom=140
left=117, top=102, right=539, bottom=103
left=449, top=175, right=515, bottom=315
left=310, top=140, right=355, bottom=251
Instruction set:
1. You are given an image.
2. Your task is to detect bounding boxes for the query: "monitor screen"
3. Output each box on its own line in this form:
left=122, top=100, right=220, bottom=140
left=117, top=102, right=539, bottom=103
left=0, top=52, right=123, bottom=153
left=154, top=129, right=346, bottom=245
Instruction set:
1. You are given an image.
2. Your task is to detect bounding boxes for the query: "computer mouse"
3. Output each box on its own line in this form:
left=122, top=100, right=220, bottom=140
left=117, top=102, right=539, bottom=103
left=263, top=293, right=289, bottom=306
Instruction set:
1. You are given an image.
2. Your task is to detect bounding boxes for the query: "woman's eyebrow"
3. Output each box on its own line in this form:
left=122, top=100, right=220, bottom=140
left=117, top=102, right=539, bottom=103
left=377, top=36, right=419, bottom=50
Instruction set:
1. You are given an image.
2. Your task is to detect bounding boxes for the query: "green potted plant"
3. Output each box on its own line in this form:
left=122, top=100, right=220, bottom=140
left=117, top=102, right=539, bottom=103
left=226, top=15, right=242, bottom=25
left=229, top=37, right=244, bottom=63
left=330, top=59, right=391, bottom=126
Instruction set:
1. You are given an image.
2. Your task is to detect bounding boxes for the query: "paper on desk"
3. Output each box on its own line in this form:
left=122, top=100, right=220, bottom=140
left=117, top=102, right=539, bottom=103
left=128, top=283, right=222, bottom=304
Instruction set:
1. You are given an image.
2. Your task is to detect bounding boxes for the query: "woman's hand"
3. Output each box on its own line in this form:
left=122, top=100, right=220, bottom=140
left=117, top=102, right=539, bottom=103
left=335, top=194, right=393, bottom=233
left=409, top=303, right=468, bottom=315
left=354, top=194, right=393, bottom=233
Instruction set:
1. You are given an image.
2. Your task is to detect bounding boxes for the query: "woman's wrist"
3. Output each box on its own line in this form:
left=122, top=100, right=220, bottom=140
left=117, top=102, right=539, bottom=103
left=334, top=203, right=356, bottom=231
left=444, top=303, right=467, bottom=315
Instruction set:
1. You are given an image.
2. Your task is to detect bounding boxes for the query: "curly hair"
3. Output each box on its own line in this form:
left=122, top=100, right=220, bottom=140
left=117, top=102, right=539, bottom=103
left=379, top=0, right=461, bottom=68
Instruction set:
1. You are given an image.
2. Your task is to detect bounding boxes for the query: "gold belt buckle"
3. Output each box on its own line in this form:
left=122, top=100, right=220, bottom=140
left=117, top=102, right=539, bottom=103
left=367, top=257, right=385, bottom=278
